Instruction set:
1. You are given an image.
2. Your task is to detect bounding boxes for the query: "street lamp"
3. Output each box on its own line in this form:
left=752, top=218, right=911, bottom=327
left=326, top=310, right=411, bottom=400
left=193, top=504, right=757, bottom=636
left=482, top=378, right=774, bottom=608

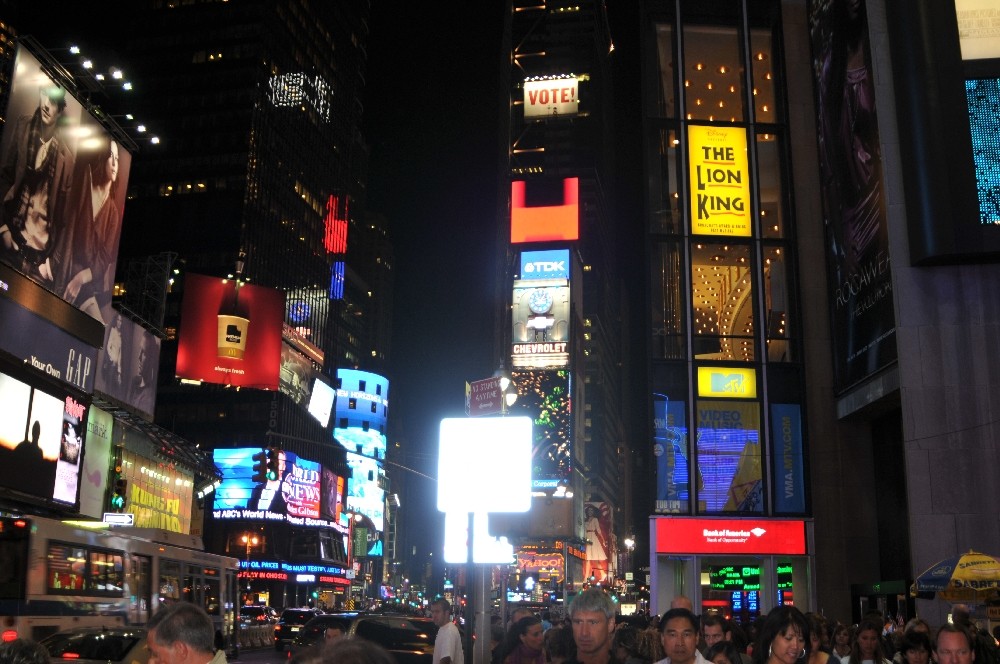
left=241, top=533, right=259, bottom=562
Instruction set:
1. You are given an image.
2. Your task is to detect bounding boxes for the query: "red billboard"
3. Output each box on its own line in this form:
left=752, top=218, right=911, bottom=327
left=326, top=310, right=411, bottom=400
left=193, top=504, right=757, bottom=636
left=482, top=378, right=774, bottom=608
left=510, top=178, right=579, bottom=243
left=653, top=517, right=807, bottom=555
left=176, top=273, right=284, bottom=389
left=0, top=46, right=134, bottom=326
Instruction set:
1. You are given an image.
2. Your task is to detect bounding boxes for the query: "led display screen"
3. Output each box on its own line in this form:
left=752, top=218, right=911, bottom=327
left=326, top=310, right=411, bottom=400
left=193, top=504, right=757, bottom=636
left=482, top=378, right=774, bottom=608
left=509, top=370, right=571, bottom=489
left=0, top=370, right=85, bottom=506
left=510, top=178, right=579, bottom=243
left=121, top=448, right=193, bottom=533
left=345, top=451, right=384, bottom=531
left=334, top=369, right=388, bottom=459
left=213, top=448, right=322, bottom=523
left=966, top=78, right=1000, bottom=225
left=511, top=275, right=570, bottom=369
left=696, top=401, right=762, bottom=513
left=176, top=274, right=284, bottom=389
left=0, top=46, right=134, bottom=326
left=654, top=517, right=807, bottom=555
left=520, top=249, right=570, bottom=280
left=321, top=467, right=345, bottom=522
left=279, top=343, right=314, bottom=408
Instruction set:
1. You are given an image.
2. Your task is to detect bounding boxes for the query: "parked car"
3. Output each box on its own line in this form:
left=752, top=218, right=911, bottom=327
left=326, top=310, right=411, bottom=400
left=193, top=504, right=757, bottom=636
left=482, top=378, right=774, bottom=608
left=40, top=627, right=149, bottom=664
left=289, top=613, right=438, bottom=664
left=239, top=605, right=278, bottom=625
left=274, top=607, right=323, bottom=651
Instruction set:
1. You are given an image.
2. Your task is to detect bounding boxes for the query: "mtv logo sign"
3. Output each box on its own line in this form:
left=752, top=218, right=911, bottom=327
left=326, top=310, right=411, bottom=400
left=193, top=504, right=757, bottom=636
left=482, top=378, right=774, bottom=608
left=710, top=373, right=748, bottom=394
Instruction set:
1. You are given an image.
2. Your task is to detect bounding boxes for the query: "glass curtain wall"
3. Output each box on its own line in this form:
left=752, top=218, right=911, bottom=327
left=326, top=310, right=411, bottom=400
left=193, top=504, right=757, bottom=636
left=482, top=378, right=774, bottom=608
left=647, top=0, right=806, bottom=517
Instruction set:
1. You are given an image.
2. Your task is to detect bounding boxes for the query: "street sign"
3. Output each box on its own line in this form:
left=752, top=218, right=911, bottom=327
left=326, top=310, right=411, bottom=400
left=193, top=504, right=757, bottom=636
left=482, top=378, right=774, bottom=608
left=103, top=512, right=135, bottom=526
left=465, top=376, right=504, bottom=416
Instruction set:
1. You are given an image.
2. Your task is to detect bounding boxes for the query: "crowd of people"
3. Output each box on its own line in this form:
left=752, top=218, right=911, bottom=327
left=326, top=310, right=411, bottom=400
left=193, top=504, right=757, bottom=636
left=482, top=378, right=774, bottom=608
left=2, top=593, right=998, bottom=664
left=486, top=591, right=1000, bottom=664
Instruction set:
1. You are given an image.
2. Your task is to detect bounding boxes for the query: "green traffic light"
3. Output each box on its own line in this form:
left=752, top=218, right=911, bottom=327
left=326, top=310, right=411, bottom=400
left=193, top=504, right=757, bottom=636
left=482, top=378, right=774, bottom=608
left=111, top=494, right=125, bottom=509
left=266, top=470, right=277, bottom=481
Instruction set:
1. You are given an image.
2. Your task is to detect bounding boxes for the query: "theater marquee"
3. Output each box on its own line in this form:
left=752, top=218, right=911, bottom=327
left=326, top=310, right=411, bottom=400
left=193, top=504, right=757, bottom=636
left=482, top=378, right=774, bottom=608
left=688, top=125, right=752, bottom=237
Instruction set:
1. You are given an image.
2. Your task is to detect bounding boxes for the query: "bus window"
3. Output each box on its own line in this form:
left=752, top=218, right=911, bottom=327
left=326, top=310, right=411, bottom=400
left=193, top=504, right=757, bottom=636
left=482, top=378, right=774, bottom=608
left=130, top=555, right=151, bottom=624
left=159, top=559, right=183, bottom=608
left=89, top=550, right=124, bottom=593
left=47, top=543, right=87, bottom=592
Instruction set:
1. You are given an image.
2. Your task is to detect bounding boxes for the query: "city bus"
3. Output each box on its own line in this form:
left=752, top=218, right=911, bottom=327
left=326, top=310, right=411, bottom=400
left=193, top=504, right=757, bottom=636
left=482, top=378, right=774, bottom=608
left=0, top=515, right=240, bottom=644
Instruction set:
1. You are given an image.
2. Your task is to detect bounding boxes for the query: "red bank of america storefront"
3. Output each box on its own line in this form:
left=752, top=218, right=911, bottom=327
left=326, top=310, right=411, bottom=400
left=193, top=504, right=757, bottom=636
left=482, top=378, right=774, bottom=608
left=650, top=517, right=814, bottom=624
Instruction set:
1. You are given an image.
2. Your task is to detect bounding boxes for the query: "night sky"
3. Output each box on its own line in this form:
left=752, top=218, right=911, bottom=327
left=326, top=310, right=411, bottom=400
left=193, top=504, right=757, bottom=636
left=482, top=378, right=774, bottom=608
left=7, top=1, right=642, bottom=586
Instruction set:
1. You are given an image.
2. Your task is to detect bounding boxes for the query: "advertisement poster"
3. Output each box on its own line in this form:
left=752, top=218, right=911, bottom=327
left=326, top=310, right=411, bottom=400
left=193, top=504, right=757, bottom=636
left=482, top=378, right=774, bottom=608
left=345, top=451, right=385, bottom=532
left=176, top=273, right=284, bottom=389
left=687, top=124, right=752, bottom=237
left=510, top=370, right=572, bottom=489
left=653, top=395, right=692, bottom=514
left=0, top=370, right=85, bottom=506
left=213, top=447, right=323, bottom=523
left=695, top=400, right=762, bottom=513
left=583, top=502, right=613, bottom=583
left=78, top=406, right=112, bottom=519
left=94, top=313, right=160, bottom=419
left=770, top=403, right=805, bottom=513
left=122, top=448, right=193, bottom=533
left=0, top=46, right=133, bottom=326
left=809, top=0, right=896, bottom=390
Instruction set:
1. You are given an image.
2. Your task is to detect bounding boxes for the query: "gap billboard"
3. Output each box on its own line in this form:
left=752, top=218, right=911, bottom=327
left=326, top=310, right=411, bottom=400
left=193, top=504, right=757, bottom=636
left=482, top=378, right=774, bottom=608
left=0, top=45, right=134, bottom=326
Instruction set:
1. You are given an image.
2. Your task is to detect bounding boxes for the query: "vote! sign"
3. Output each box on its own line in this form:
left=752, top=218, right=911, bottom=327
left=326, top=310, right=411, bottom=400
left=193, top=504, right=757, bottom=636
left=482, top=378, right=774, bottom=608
left=524, top=77, right=579, bottom=119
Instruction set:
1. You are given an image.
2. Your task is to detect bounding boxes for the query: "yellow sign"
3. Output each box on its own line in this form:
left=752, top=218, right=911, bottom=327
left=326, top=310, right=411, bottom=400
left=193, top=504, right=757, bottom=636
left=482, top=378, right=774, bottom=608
left=688, top=125, right=752, bottom=236
left=697, top=366, right=757, bottom=398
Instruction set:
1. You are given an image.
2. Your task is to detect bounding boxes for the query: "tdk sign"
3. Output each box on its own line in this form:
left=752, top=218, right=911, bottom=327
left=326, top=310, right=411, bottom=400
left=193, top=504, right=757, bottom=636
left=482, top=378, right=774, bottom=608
left=520, top=249, right=570, bottom=280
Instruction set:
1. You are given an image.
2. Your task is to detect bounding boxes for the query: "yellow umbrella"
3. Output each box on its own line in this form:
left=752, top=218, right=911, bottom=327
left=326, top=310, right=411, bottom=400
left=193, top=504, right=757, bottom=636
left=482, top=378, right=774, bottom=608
left=910, top=550, right=1000, bottom=603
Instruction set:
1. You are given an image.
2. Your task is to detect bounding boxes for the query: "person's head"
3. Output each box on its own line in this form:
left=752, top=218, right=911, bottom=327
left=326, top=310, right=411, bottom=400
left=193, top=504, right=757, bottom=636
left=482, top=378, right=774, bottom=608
left=0, top=639, right=50, bottom=664
left=544, top=625, right=577, bottom=664
left=429, top=598, right=451, bottom=627
left=806, top=614, right=828, bottom=654
left=612, top=625, right=642, bottom=663
left=325, top=624, right=346, bottom=642
left=833, top=624, right=851, bottom=647
left=950, top=606, right=972, bottom=627
left=507, top=616, right=544, bottom=654
left=900, top=630, right=933, bottom=664
left=90, top=139, right=121, bottom=188
left=755, top=606, right=808, bottom=664
left=707, top=640, right=744, bottom=664
left=905, top=619, right=931, bottom=636
left=671, top=595, right=694, bottom=611
left=568, top=588, right=617, bottom=660
left=934, top=624, right=975, bottom=664
left=37, top=86, right=66, bottom=128
left=146, top=603, right=217, bottom=664
left=659, top=608, right=699, bottom=664
left=321, top=638, right=396, bottom=664
left=510, top=607, right=534, bottom=627
left=852, top=620, right=884, bottom=663
left=703, top=615, right=727, bottom=649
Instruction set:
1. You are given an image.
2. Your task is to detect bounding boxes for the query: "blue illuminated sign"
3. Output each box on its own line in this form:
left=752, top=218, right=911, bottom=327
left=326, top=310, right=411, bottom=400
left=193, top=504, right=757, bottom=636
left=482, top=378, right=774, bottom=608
left=330, top=262, right=345, bottom=300
left=966, top=78, right=1000, bottom=226
left=520, top=249, right=570, bottom=280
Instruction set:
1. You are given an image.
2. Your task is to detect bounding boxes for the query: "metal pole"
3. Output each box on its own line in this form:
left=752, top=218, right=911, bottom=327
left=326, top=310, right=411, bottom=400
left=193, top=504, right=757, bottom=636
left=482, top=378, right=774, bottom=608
left=464, top=512, right=475, bottom=664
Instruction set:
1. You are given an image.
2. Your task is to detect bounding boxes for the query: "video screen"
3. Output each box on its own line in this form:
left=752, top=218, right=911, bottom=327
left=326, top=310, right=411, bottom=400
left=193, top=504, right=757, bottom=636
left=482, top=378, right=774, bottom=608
left=0, top=371, right=85, bottom=506
left=307, top=378, right=335, bottom=428
left=212, top=447, right=321, bottom=521
left=345, top=452, right=385, bottom=532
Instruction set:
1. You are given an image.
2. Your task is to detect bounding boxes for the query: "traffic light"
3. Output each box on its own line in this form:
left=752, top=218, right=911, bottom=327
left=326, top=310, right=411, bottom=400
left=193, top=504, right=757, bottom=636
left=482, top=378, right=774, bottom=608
left=251, top=449, right=268, bottom=483
left=111, top=478, right=127, bottom=511
left=265, top=447, right=280, bottom=481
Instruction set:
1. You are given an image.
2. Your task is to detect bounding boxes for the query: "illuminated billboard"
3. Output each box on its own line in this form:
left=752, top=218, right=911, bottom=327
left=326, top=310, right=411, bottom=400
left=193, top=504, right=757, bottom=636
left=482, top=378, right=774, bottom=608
left=121, top=448, right=193, bottom=533
left=653, top=394, right=692, bottom=514
left=954, top=0, right=1000, bottom=60
left=509, top=370, right=572, bottom=489
left=696, top=366, right=757, bottom=399
left=78, top=406, right=112, bottom=519
left=512, top=271, right=570, bottom=369
left=279, top=343, right=314, bottom=408
left=0, top=369, right=86, bottom=507
left=94, top=313, right=161, bottom=419
left=696, top=400, right=762, bottom=513
left=511, top=178, right=579, bottom=243
left=520, top=249, right=570, bottom=280
left=308, top=378, right=335, bottom=428
left=966, top=78, right=1000, bottom=225
left=212, top=448, right=325, bottom=524
left=688, top=125, right=752, bottom=237
left=584, top=502, right=613, bottom=584
left=322, top=467, right=345, bottom=523
left=523, top=76, right=579, bottom=119
left=345, top=452, right=385, bottom=531
left=176, top=273, right=284, bottom=389
left=285, top=288, right=329, bottom=345
left=334, top=369, right=388, bottom=459
left=0, top=46, right=134, bottom=325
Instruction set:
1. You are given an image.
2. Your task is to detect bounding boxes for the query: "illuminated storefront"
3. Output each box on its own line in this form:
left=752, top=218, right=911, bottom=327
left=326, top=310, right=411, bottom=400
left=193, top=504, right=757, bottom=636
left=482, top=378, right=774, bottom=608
left=642, top=0, right=815, bottom=616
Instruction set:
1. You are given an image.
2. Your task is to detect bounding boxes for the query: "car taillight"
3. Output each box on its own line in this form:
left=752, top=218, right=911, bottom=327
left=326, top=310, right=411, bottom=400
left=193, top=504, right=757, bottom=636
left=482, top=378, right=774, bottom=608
left=1, top=630, right=18, bottom=643
left=61, top=654, right=80, bottom=659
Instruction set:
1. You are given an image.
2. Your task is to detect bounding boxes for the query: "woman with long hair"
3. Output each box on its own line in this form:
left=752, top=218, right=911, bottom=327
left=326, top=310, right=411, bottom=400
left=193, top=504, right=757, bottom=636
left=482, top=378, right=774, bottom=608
left=753, top=606, right=809, bottom=664
left=831, top=624, right=852, bottom=663
left=848, top=621, right=890, bottom=664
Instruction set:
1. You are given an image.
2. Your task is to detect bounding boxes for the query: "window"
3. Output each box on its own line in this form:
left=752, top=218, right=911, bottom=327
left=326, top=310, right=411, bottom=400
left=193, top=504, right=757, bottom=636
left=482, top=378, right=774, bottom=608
left=47, top=542, right=124, bottom=595
left=691, top=243, right=756, bottom=361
